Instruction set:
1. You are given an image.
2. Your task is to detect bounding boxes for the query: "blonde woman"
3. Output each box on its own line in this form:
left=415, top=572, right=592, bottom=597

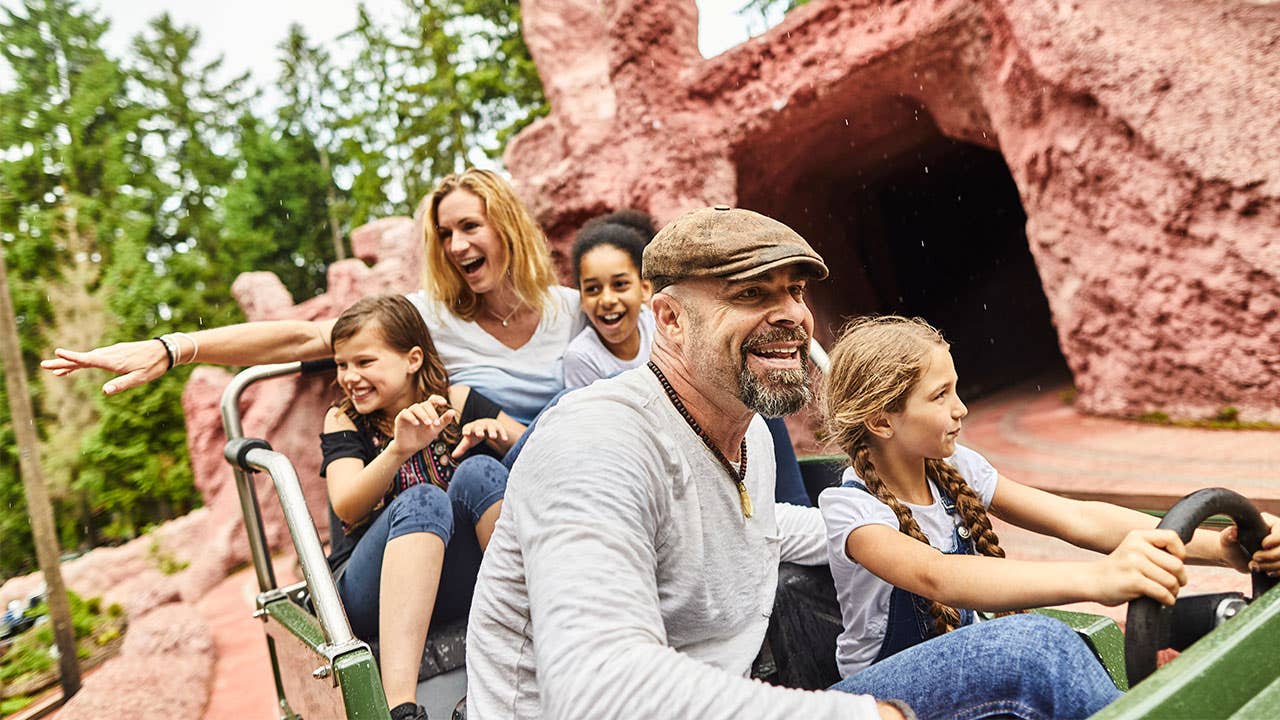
left=43, top=169, right=585, bottom=424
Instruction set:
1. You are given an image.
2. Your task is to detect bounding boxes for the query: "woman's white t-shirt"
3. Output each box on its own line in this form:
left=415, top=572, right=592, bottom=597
left=817, top=444, right=999, bottom=678
left=405, top=286, right=586, bottom=424
left=562, top=305, right=655, bottom=389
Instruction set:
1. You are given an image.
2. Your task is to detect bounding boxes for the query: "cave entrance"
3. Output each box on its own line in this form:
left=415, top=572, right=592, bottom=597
left=736, top=117, right=1068, bottom=400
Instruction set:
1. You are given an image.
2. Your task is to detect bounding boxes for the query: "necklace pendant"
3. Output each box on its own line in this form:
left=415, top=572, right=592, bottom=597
left=501, top=318, right=510, bottom=327
left=737, top=480, right=754, bottom=518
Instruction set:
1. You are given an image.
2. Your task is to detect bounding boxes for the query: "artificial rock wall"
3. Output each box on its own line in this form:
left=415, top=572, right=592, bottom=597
left=510, top=0, right=1280, bottom=421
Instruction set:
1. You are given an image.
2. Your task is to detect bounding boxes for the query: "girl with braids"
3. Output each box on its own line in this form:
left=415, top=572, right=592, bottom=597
left=819, top=315, right=1280, bottom=680
left=321, top=295, right=524, bottom=720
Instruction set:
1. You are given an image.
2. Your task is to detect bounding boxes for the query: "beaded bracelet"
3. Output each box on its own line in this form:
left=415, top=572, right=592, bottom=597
left=153, top=337, right=176, bottom=370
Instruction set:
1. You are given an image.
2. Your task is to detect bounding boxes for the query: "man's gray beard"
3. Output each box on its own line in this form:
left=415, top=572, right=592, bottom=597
left=738, top=360, right=811, bottom=417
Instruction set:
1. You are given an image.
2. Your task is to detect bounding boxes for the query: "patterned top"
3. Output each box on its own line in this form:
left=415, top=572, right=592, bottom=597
left=319, top=388, right=503, bottom=569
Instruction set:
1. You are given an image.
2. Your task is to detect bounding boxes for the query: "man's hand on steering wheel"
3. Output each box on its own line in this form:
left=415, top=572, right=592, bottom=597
left=1219, top=510, right=1280, bottom=575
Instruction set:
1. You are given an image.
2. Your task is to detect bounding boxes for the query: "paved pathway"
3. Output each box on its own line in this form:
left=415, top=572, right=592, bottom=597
left=198, top=559, right=298, bottom=720
left=963, top=381, right=1277, bottom=621
left=961, top=381, right=1280, bottom=515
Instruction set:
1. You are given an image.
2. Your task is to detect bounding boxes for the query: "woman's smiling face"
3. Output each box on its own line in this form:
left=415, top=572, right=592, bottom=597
left=436, top=189, right=509, bottom=296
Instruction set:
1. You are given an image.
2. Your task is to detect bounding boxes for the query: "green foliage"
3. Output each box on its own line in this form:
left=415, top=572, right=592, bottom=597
left=0, top=590, right=125, bottom=693
left=0, top=0, right=549, bottom=579
left=221, top=112, right=340, bottom=301
left=148, top=534, right=190, bottom=576
left=1, top=696, right=35, bottom=715
left=0, top=0, right=151, bottom=577
left=0, top=633, right=54, bottom=682
left=336, top=0, right=547, bottom=219
left=1134, top=407, right=1279, bottom=431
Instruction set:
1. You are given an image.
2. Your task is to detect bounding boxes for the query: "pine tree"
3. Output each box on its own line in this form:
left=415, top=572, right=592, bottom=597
left=0, top=0, right=153, bottom=572
left=335, top=0, right=548, bottom=218
left=127, top=12, right=256, bottom=330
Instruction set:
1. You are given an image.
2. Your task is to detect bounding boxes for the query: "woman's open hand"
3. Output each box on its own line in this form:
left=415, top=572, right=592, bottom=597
left=451, top=418, right=510, bottom=459
left=1090, top=529, right=1187, bottom=606
left=41, top=340, right=169, bottom=395
left=1219, top=511, right=1280, bottom=576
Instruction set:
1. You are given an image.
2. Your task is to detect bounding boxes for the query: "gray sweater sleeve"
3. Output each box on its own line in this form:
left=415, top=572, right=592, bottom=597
left=776, top=502, right=830, bottom=565
left=515, top=410, right=881, bottom=720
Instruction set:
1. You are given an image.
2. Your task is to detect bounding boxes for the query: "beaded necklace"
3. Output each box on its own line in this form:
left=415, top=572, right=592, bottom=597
left=648, top=361, right=753, bottom=518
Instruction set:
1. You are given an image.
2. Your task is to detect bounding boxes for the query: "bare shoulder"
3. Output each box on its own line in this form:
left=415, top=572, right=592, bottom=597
left=447, top=384, right=471, bottom=410
left=323, top=406, right=357, bottom=433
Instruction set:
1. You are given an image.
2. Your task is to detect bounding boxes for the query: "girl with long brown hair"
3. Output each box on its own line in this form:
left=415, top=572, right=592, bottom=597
left=819, top=315, right=1280, bottom=681
left=321, top=295, right=524, bottom=720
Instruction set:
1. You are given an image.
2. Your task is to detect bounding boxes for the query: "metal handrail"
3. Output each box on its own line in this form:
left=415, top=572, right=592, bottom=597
left=237, top=446, right=354, bottom=647
left=219, top=360, right=354, bottom=647
left=808, top=338, right=830, bottom=376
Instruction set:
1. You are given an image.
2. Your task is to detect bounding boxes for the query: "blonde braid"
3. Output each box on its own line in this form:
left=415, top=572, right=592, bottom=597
left=927, top=458, right=1024, bottom=618
left=926, top=459, right=1005, bottom=559
left=853, top=445, right=962, bottom=635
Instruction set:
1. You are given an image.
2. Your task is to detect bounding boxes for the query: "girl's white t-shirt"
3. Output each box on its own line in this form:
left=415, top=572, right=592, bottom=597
left=562, top=305, right=655, bottom=389
left=405, top=286, right=586, bottom=424
left=817, top=444, right=999, bottom=678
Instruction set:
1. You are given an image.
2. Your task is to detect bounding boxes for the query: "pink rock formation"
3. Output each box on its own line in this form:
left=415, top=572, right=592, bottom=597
left=508, top=0, right=1280, bottom=422
left=0, top=515, right=216, bottom=720
left=119, top=602, right=215, bottom=658
left=0, top=509, right=206, bottom=609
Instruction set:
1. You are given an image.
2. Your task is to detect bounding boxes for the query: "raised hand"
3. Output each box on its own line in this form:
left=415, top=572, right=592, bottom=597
left=41, top=340, right=170, bottom=395
left=1219, top=511, right=1280, bottom=576
left=1090, top=529, right=1187, bottom=606
left=451, top=418, right=510, bottom=459
left=391, top=395, right=457, bottom=455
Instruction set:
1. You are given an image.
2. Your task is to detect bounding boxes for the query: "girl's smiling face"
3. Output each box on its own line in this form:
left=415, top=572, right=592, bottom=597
left=578, top=244, right=652, bottom=357
left=333, top=322, right=422, bottom=416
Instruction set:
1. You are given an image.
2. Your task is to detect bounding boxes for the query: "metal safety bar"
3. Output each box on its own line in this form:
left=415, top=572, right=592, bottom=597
left=218, top=359, right=353, bottom=646
left=234, top=445, right=355, bottom=647
left=808, top=338, right=830, bottom=376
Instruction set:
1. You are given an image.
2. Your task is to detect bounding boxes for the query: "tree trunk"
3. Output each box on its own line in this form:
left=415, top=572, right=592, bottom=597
left=0, top=242, right=82, bottom=698
left=320, top=147, right=346, bottom=261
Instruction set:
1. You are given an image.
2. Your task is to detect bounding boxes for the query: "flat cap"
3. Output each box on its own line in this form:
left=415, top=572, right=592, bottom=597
left=642, top=205, right=828, bottom=291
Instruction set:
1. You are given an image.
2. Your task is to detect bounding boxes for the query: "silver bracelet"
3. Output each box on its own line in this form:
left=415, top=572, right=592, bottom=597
left=168, top=331, right=200, bottom=365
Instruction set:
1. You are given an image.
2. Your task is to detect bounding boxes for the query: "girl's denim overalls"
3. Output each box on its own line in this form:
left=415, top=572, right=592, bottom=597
left=842, top=477, right=978, bottom=663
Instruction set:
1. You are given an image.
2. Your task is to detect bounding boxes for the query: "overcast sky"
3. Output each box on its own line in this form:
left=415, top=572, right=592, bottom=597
left=75, top=0, right=779, bottom=109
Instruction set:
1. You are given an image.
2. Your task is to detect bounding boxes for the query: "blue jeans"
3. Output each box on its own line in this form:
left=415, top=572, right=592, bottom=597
left=337, top=455, right=507, bottom=640
left=831, top=614, right=1121, bottom=720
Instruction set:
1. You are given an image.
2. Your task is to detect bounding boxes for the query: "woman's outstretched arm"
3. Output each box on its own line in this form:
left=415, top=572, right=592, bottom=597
left=42, top=318, right=337, bottom=394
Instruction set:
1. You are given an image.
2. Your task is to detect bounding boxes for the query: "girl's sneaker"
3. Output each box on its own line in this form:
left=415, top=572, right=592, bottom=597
left=390, top=702, right=428, bottom=720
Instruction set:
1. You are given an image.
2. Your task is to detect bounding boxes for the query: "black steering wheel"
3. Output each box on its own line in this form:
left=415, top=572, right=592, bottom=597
left=1124, top=488, right=1276, bottom=686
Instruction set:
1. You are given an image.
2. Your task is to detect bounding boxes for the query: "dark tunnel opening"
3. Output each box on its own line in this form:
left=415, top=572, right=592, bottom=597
left=738, top=124, right=1069, bottom=401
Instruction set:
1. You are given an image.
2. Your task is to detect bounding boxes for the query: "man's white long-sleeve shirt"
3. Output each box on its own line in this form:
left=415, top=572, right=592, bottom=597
left=465, top=367, right=879, bottom=719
